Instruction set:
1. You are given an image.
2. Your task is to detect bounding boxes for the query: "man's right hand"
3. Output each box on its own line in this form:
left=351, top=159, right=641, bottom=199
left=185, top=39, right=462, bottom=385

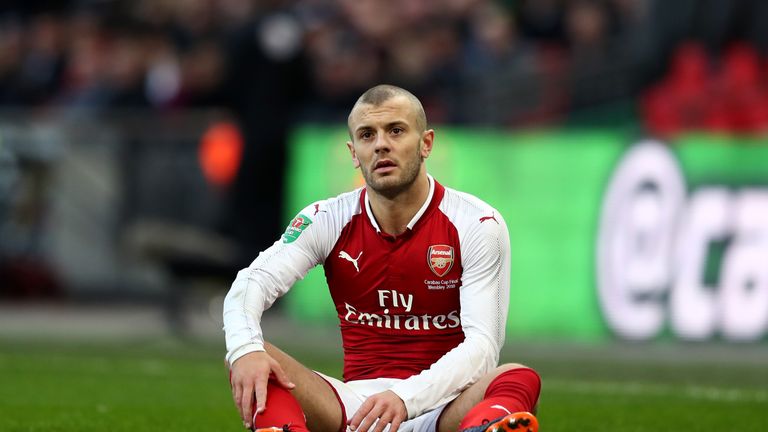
left=230, top=351, right=295, bottom=429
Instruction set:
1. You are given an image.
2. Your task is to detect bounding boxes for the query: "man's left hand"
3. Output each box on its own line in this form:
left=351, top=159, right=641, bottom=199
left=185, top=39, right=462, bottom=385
left=348, top=390, right=407, bottom=432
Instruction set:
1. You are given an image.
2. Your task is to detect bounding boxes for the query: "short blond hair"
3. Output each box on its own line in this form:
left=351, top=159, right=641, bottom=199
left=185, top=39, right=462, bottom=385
left=347, top=85, right=427, bottom=137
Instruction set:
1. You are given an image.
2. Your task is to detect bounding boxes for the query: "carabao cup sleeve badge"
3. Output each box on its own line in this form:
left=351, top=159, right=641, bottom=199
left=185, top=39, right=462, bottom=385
left=282, top=213, right=313, bottom=243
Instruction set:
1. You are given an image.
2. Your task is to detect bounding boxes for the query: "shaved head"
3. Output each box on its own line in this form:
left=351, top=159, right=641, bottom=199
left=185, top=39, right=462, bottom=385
left=348, top=85, right=427, bottom=137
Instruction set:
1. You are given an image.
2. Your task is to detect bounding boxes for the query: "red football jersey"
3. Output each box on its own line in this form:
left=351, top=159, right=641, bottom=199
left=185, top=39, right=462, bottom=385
left=326, top=183, right=465, bottom=381
left=224, top=175, right=510, bottom=418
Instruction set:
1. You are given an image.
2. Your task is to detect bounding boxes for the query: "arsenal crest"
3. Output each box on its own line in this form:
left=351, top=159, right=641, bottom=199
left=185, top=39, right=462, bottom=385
left=427, top=245, right=454, bottom=277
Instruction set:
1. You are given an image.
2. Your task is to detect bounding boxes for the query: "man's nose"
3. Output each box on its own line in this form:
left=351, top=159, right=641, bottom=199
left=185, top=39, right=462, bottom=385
left=374, top=133, right=391, bottom=152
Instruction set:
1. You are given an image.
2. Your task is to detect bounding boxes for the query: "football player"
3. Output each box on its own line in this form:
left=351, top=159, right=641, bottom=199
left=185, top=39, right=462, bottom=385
left=224, top=85, right=540, bottom=432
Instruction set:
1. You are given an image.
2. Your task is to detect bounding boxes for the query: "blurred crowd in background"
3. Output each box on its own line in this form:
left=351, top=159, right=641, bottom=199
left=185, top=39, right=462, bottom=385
left=3, top=0, right=768, bottom=304
left=2, top=0, right=768, bottom=128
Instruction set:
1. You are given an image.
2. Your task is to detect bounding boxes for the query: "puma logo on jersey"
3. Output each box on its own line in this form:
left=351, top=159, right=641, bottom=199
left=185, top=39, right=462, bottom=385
left=479, top=212, right=498, bottom=224
left=491, top=404, right=511, bottom=415
left=313, top=203, right=327, bottom=215
left=339, top=250, right=363, bottom=272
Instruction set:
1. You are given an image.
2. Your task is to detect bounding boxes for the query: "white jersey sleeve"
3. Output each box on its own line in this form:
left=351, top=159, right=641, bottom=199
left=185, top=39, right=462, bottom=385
left=222, top=200, right=336, bottom=365
left=390, top=191, right=511, bottom=418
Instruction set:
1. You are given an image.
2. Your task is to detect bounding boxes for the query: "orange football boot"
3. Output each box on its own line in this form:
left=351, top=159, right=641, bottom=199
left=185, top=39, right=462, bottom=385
left=252, top=426, right=290, bottom=432
left=460, top=411, right=539, bottom=432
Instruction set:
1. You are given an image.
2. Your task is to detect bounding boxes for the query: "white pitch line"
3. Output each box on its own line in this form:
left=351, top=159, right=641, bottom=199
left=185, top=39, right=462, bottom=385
left=545, top=379, right=768, bottom=404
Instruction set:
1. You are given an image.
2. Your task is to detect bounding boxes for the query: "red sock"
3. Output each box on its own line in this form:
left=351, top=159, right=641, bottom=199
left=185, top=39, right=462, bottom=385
left=252, top=380, right=309, bottom=432
left=458, top=368, right=541, bottom=429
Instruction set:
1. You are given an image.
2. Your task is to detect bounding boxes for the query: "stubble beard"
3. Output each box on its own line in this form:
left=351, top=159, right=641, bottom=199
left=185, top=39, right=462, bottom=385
left=362, top=148, right=423, bottom=200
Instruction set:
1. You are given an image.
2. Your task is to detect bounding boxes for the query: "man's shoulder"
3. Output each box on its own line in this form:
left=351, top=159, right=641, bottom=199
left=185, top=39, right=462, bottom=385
left=436, top=186, right=508, bottom=242
left=282, top=188, right=364, bottom=245
left=320, top=187, right=364, bottom=212
left=294, top=187, right=364, bottom=222
left=440, top=186, right=500, bottom=218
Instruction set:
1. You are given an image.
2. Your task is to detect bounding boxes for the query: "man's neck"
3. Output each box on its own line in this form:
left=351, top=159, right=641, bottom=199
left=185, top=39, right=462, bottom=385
left=367, top=174, right=430, bottom=236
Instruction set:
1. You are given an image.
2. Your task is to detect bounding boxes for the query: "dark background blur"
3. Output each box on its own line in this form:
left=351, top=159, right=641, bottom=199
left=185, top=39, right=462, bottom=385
left=2, top=0, right=768, bottom=338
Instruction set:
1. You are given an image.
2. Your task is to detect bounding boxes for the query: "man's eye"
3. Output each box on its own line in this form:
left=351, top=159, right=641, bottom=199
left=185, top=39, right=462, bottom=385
left=391, top=127, right=403, bottom=135
left=360, top=131, right=373, bottom=140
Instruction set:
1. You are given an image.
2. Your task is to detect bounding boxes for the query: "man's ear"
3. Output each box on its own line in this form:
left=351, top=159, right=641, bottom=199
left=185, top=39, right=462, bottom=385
left=420, top=129, right=435, bottom=159
left=347, top=141, right=360, bottom=168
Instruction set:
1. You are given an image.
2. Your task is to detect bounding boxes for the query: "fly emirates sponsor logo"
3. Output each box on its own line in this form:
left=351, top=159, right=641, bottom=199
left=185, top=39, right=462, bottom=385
left=343, top=289, right=461, bottom=331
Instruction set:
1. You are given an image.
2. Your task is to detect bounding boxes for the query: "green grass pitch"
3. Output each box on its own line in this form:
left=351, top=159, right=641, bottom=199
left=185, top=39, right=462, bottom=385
left=0, top=338, right=765, bottom=431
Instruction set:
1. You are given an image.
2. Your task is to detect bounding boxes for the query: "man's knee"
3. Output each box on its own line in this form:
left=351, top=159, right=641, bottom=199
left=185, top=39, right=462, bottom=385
left=495, top=362, right=531, bottom=374
left=494, top=363, right=540, bottom=385
left=492, top=363, right=541, bottom=414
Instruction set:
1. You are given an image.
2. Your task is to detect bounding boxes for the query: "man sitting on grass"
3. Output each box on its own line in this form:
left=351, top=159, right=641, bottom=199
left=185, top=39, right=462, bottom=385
left=224, top=85, right=540, bottom=432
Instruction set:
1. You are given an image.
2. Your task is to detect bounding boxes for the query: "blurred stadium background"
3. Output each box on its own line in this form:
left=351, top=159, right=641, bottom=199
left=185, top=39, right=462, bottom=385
left=1, top=0, right=767, bottom=430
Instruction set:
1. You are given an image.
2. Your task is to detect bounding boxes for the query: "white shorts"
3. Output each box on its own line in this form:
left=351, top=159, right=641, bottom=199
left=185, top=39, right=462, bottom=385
left=316, top=372, right=448, bottom=432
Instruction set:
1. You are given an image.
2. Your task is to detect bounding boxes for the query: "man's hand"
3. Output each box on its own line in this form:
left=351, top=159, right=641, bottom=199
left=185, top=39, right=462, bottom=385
left=348, top=390, right=407, bottom=432
left=230, top=351, right=295, bottom=429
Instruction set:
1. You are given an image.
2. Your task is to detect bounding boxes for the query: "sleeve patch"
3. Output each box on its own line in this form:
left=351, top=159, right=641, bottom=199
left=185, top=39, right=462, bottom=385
left=282, top=213, right=313, bottom=243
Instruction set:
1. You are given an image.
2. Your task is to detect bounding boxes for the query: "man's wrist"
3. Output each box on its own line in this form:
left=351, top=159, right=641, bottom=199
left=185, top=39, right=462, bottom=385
left=226, top=343, right=265, bottom=366
left=386, top=387, right=414, bottom=419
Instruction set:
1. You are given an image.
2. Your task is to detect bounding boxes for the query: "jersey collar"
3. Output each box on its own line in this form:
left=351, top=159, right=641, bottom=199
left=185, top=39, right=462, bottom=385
left=364, top=174, right=436, bottom=234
